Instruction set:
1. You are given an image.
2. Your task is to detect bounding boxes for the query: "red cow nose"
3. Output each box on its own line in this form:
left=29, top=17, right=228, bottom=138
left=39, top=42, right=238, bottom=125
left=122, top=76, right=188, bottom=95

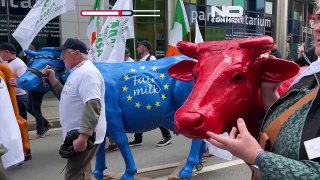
left=174, top=111, right=207, bottom=139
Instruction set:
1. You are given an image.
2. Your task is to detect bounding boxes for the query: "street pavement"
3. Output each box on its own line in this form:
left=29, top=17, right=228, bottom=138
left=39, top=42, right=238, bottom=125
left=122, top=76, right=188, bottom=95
left=6, top=94, right=252, bottom=180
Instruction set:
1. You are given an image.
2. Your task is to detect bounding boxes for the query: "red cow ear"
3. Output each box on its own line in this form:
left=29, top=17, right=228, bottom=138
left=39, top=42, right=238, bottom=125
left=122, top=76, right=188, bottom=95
left=168, top=60, right=197, bottom=82
left=255, top=58, right=300, bottom=82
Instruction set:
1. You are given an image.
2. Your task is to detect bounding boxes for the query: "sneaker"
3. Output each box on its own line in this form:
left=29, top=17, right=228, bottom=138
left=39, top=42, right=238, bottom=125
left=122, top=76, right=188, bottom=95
left=24, top=149, right=32, bottom=161
left=43, top=122, right=53, bottom=135
left=128, top=139, right=143, bottom=147
left=106, top=144, right=118, bottom=152
left=155, top=137, right=173, bottom=147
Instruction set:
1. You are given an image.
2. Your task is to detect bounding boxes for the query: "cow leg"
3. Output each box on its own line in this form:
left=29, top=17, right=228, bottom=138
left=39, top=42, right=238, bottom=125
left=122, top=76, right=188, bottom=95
left=93, top=137, right=107, bottom=180
left=109, top=127, right=137, bottom=180
left=178, top=139, right=203, bottom=178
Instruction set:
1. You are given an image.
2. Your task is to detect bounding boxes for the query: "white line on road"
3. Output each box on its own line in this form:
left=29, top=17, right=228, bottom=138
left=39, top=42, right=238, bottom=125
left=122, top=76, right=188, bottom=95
left=153, top=159, right=245, bottom=180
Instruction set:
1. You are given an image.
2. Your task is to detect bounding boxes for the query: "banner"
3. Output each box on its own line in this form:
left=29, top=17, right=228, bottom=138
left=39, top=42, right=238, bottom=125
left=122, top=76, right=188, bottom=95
left=88, top=0, right=134, bottom=63
left=12, top=0, right=74, bottom=50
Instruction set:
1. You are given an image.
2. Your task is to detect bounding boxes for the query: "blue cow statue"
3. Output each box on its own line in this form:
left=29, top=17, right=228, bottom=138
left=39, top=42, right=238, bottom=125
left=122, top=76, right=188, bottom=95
left=17, top=48, right=207, bottom=180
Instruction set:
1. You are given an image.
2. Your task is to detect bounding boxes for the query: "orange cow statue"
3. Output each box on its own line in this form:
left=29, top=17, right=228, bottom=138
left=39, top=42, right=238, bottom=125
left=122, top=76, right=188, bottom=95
left=0, top=64, right=31, bottom=161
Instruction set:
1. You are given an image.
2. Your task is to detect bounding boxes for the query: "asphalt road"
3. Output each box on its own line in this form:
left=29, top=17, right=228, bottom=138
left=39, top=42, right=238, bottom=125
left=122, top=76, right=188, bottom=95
left=5, top=128, right=252, bottom=180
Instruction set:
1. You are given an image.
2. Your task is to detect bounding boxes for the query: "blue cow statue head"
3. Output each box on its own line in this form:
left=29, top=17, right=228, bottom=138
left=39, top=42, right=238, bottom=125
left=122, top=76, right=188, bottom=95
left=17, top=48, right=69, bottom=92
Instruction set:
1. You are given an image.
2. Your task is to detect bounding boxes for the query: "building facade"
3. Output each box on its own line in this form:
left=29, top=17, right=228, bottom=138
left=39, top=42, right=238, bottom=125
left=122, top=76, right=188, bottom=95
left=0, top=0, right=316, bottom=60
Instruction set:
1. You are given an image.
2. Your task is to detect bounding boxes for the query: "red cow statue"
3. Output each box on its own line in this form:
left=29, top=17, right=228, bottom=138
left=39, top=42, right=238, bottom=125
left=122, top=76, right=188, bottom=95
left=168, top=36, right=302, bottom=139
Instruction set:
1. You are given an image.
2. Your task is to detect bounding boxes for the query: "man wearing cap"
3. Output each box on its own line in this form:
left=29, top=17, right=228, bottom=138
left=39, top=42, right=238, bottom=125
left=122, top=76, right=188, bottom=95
left=129, top=40, right=173, bottom=147
left=42, top=38, right=106, bottom=180
left=0, top=43, right=28, bottom=120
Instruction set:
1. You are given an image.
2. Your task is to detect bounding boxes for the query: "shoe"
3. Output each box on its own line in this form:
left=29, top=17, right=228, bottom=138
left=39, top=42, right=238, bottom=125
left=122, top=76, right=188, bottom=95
left=106, top=144, right=118, bottom=152
left=36, top=134, right=46, bottom=138
left=24, top=149, right=32, bottom=161
left=128, top=139, right=143, bottom=147
left=43, top=122, right=53, bottom=135
left=155, top=137, right=173, bottom=147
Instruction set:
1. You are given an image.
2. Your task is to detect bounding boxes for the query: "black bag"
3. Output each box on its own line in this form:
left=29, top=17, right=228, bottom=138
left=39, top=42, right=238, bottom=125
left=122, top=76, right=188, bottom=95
left=59, top=129, right=96, bottom=159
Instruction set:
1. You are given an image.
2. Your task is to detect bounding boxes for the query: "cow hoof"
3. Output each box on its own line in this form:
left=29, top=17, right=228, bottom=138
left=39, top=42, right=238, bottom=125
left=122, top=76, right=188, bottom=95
left=178, top=167, right=193, bottom=179
left=92, top=170, right=104, bottom=180
left=195, top=163, right=203, bottom=171
left=120, top=173, right=134, bottom=180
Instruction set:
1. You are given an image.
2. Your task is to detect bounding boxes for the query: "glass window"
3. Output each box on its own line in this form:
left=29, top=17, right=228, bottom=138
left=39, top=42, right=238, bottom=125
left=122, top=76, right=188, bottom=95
left=233, top=29, right=244, bottom=39
left=135, top=23, right=155, bottom=56
left=234, top=0, right=244, bottom=7
left=293, top=20, right=301, bottom=35
left=293, top=1, right=303, bottom=21
left=190, top=0, right=205, bottom=5
left=265, top=0, right=273, bottom=15
left=207, top=0, right=232, bottom=6
left=155, top=23, right=165, bottom=58
left=135, top=0, right=154, bottom=23
left=0, top=16, right=8, bottom=42
left=8, top=0, right=35, bottom=15
left=244, top=12, right=265, bottom=31
left=0, top=1, right=7, bottom=15
left=188, top=4, right=206, bottom=26
left=264, top=15, right=272, bottom=32
left=246, top=0, right=264, bottom=13
left=205, top=27, right=229, bottom=41
left=155, top=0, right=165, bottom=23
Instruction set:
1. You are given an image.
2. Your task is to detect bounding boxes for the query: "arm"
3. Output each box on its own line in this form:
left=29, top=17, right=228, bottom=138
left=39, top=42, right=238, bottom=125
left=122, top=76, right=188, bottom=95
left=261, top=152, right=320, bottom=179
left=79, top=99, right=101, bottom=136
left=42, top=65, right=63, bottom=99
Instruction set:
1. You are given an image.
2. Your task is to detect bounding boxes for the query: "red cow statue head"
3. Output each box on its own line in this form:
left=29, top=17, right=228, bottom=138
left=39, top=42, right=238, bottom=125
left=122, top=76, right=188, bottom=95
left=169, top=36, right=301, bottom=139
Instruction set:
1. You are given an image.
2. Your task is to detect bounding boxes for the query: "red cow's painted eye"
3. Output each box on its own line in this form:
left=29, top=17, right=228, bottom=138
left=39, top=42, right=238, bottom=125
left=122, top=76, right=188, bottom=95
left=232, top=73, right=244, bottom=81
left=193, top=72, right=198, bottom=81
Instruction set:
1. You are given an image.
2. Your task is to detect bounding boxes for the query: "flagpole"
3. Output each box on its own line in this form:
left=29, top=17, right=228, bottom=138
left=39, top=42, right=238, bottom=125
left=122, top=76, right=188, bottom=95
left=74, top=0, right=79, bottom=38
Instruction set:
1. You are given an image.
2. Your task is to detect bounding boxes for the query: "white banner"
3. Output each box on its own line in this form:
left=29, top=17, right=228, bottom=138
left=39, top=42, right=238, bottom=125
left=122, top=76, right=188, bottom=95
left=88, top=0, right=135, bottom=63
left=13, top=0, right=74, bottom=50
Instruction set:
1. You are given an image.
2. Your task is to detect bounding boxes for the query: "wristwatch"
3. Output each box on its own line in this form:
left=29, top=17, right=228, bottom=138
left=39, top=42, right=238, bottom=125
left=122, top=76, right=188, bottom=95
left=251, top=151, right=267, bottom=173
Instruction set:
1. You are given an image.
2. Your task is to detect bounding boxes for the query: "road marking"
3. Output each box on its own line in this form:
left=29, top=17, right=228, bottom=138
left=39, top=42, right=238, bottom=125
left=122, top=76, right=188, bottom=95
left=153, top=159, right=245, bottom=180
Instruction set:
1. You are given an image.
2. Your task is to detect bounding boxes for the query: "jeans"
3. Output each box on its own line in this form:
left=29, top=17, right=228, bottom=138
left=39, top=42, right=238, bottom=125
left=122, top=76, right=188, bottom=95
left=134, top=127, right=171, bottom=141
left=16, top=94, right=28, bottom=120
left=27, top=91, right=49, bottom=135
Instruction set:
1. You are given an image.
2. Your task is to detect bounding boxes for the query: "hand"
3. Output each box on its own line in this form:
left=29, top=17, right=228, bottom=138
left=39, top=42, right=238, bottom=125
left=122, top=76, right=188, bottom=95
left=298, top=45, right=305, bottom=54
left=206, top=118, right=263, bottom=164
left=42, top=65, right=58, bottom=86
left=73, top=134, right=89, bottom=152
left=8, top=78, right=17, bottom=87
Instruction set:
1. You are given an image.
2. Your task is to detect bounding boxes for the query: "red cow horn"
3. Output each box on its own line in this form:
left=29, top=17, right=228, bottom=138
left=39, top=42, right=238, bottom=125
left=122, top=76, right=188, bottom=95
left=177, top=41, right=199, bottom=59
left=239, top=36, right=274, bottom=54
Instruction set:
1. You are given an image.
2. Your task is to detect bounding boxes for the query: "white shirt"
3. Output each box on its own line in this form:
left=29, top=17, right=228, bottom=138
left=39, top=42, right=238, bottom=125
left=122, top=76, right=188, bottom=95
left=125, top=57, right=135, bottom=62
left=290, top=56, right=320, bottom=87
left=6, top=57, right=27, bottom=95
left=59, top=60, right=106, bottom=144
left=139, top=54, right=156, bottom=61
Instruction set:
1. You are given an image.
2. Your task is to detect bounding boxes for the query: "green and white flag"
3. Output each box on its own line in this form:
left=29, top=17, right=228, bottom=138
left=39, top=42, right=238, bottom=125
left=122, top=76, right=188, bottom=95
left=87, top=0, right=104, bottom=45
left=13, top=0, right=74, bottom=50
left=88, top=0, right=134, bottom=63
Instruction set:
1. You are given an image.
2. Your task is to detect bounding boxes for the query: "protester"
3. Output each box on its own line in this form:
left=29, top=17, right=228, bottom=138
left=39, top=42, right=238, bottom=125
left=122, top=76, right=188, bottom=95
left=42, top=38, right=106, bottom=179
left=269, top=44, right=282, bottom=58
left=129, top=40, right=173, bottom=147
left=124, top=48, right=135, bottom=62
left=206, top=7, right=320, bottom=180
left=295, top=44, right=317, bottom=66
left=0, top=43, right=28, bottom=120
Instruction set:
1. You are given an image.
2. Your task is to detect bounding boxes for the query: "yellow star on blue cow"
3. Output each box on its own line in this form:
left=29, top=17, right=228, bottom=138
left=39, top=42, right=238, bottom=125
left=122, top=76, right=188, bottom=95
left=152, top=66, right=158, bottom=72
left=161, top=94, right=166, bottom=100
left=140, top=66, right=145, bottom=70
left=127, top=95, right=133, bottom=101
left=122, top=85, right=128, bottom=92
left=124, top=75, right=129, bottom=81
left=155, top=101, right=160, bottom=107
left=135, top=102, right=141, bottom=108
left=164, top=84, right=169, bottom=89
left=160, top=73, right=166, bottom=79
left=146, top=104, right=152, bottom=110
left=130, top=68, right=136, bottom=72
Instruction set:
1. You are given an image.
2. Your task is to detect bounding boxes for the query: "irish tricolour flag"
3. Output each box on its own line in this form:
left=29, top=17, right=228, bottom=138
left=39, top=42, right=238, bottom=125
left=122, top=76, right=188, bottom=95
left=165, top=0, right=190, bottom=57
left=86, top=0, right=104, bottom=45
